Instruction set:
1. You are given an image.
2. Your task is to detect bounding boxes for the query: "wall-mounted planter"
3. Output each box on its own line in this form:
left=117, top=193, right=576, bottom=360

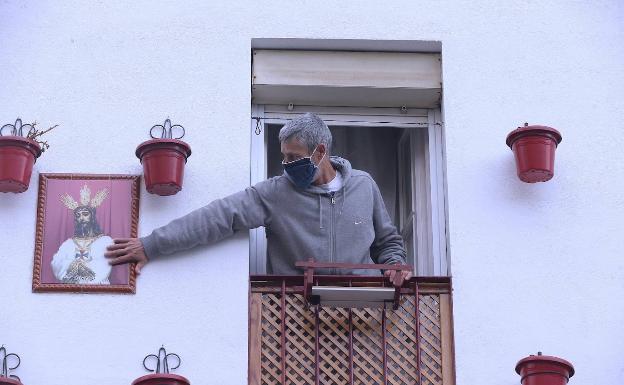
left=0, top=135, right=42, bottom=193
left=506, top=123, right=562, bottom=183
left=132, top=346, right=189, bottom=385
left=0, top=346, right=22, bottom=385
left=0, top=377, right=22, bottom=385
left=0, top=378, right=22, bottom=385
left=132, top=373, right=190, bottom=385
left=136, top=119, right=191, bottom=196
left=515, top=353, right=574, bottom=385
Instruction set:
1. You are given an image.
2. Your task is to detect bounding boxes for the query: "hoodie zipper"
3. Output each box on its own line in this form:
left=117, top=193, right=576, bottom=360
left=329, top=192, right=336, bottom=274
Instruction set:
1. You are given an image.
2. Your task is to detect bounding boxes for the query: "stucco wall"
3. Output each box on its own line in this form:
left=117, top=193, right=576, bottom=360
left=1, top=1, right=622, bottom=384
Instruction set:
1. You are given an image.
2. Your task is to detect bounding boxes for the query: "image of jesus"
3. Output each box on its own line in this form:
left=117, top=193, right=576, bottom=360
left=51, top=185, right=113, bottom=284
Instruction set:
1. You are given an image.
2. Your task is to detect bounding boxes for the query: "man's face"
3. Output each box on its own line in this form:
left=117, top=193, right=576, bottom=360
left=75, top=208, right=91, bottom=224
left=280, top=139, right=324, bottom=164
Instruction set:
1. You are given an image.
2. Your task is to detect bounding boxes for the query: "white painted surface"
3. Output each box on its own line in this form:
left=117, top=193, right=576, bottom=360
left=253, top=51, right=441, bottom=88
left=0, top=1, right=622, bottom=385
left=252, top=50, right=441, bottom=107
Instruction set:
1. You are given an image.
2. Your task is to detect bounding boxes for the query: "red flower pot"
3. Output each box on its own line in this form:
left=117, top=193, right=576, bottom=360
left=0, top=135, right=42, bottom=193
left=136, top=139, right=192, bottom=196
left=0, top=377, right=23, bottom=385
left=515, top=353, right=574, bottom=385
left=506, top=124, right=562, bottom=183
left=132, top=373, right=190, bottom=385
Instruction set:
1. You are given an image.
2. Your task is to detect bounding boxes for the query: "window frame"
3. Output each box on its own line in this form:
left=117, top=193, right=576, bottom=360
left=249, top=104, right=449, bottom=276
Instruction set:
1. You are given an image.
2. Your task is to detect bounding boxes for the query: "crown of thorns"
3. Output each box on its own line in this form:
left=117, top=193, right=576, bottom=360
left=60, top=184, right=109, bottom=210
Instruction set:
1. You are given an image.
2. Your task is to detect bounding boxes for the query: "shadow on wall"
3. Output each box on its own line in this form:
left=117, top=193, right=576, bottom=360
left=497, top=140, right=566, bottom=206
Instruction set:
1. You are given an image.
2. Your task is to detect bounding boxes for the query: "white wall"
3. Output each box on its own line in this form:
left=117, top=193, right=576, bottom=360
left=0, top=1, right=622, bottom=384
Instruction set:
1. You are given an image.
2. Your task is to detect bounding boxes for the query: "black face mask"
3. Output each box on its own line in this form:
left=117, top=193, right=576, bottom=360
left=282, top=147, right=324, bottom=189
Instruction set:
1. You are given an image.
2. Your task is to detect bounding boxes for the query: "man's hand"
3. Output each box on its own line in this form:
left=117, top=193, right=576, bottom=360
left=384, top=265, right=412, bottom=287
left=105, top=238, right=149, bottom=275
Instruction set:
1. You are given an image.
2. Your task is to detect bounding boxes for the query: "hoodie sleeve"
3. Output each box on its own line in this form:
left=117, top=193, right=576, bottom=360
left=369, top=179, right=407, bottom=266
left=140, top=184, right=271, bottom=259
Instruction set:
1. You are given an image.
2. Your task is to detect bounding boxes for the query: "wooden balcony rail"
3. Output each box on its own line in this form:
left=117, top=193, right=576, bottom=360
left=249, top=272, right=455, bottom=385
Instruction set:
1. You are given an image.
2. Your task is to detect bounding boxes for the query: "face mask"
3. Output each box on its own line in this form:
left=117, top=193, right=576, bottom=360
left=283, top=147, right=324, bottom=189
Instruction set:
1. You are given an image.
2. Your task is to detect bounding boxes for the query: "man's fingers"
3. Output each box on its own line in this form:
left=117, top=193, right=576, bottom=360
left=108, top=254, right=137, bottom=265
left=113, top=238, right=134, bottom=244
left=135, top=260, right=147, bottom=275
left=385, top=270, right=396, bottom=283
left=106, top=243, right=127, bottom=251
left=397, top=271, right=412, bottom=285
left=393, top=272, right=403, bottom=287
left=104, top=248, right=129, bottom=258
left=386, top=267, right=413, bottom=287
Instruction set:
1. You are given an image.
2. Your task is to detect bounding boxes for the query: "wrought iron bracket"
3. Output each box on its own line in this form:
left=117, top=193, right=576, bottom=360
left=0, top=345, right=21, bottom=382
left=142, top=346, right=181, bottom=374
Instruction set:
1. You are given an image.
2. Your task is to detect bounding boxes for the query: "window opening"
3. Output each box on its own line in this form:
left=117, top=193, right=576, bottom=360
left=250, top=106, right=448, bottom=277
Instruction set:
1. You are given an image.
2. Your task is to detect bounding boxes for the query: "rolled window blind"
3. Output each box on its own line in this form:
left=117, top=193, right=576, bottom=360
left=252, top=50, right=441, bottom=108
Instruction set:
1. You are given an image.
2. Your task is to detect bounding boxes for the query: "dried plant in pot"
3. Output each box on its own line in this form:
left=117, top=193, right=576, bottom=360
left=135, top=119, right=192, bottom=196
left=0, top=118, right=58, bottom=193
left=131, top=346, right=190, bottom=385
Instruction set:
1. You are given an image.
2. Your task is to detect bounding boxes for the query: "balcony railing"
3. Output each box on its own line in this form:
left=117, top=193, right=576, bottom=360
left=249, top=267, right=455, bottom=385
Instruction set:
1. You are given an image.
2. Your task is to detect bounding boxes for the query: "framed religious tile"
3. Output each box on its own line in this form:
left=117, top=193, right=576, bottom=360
left=32, top=173, right=140, bottom=293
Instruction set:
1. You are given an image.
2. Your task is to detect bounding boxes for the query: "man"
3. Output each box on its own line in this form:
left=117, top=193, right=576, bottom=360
left=52, top=185, right=112, bottom=284
left=106, top=113, right=411, bottom=284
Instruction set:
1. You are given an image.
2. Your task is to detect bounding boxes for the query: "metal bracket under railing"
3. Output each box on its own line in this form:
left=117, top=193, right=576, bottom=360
left=295, top=259, right=413, bottom=310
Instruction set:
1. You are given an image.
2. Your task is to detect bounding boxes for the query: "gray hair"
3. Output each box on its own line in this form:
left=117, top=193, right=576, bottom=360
left=278, top=113, right=332, bottom=153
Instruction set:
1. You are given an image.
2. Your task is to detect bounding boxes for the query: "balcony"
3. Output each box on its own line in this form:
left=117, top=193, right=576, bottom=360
left=249, top=269, right=455, bottom=385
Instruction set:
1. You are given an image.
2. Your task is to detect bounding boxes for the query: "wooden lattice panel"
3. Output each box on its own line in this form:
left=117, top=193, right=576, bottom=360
left=386, top=296, right=419, bottom=385
left=260, top=294, right=282, bottom=385
left=250, top=286, right=454, bottom=385
left=418, top=295, right=443, bottom=385
left=352, top=308, right=383, bottom=384
left=318, top=307, right=350, bottom=384
left=285, top=294, right=315, bottom=385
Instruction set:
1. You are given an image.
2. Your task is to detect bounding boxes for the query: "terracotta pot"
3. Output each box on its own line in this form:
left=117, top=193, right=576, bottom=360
left=131, top=373, right=190, bottom=385
left=0, top=376, right=23, bottom=385
left=0, top=136, right=42, bottom=193
left=515, top=353, right=574, bottom=385
left=136, top=139, right=192, bottom=196
left=506, top=124, right=562, bottom=183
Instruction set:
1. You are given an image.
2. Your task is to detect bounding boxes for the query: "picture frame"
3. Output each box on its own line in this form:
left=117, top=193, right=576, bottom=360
left=32, top=173, right=140, bottom=293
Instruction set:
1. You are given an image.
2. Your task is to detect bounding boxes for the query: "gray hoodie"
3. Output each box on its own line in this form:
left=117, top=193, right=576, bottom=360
left=140, top=157, right=406, bottom=275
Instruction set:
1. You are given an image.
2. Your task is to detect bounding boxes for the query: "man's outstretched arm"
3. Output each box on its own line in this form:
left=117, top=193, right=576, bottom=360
left=105, top=185, right=270, bottom=273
